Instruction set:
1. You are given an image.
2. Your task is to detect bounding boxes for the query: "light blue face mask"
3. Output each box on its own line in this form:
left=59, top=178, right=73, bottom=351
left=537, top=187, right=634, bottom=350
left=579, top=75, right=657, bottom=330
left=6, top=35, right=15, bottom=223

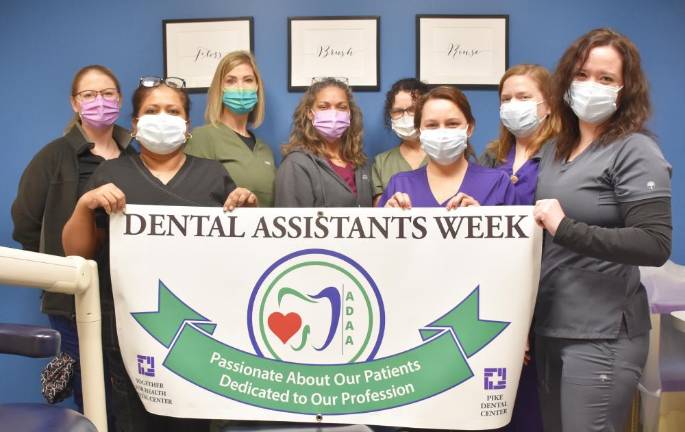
left=222, top=89, right=258, bottom=114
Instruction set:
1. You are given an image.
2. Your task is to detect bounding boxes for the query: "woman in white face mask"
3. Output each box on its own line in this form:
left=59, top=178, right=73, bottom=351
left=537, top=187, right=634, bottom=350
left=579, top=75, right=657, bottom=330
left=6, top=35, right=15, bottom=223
left=379, top=86, right=516, bottom=209
left=371, top=78, right=429, bottom=205
left=480, top=65, right=559, bottom=206
left=532, top=29, right=672, bottom=432
left=479, top=65, right=558, bottom=432
left=62, top=77, right=257, bottom=432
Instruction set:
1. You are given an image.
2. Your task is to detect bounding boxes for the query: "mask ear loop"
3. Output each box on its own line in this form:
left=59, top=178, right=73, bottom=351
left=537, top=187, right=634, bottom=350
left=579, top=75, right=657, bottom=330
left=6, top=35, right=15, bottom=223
left=130, top=116, right=141, bottom=139
left=183, top=118, right=192, bottom=140
left=535, top=101, right=549, bottom=123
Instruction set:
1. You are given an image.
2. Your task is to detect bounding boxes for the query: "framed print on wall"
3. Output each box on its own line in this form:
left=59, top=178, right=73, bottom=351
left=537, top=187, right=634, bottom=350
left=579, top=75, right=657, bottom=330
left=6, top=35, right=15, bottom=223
left=417, top=15, right=509, bottom=89
left=163, top=17, right=254, bottom=93
left=288, top=16, right=380, bottom=91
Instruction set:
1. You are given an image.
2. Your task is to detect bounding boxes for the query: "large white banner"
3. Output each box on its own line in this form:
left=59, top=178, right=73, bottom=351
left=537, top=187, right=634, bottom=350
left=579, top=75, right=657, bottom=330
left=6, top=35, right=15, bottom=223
left=110, top=205, right=542, bottom=430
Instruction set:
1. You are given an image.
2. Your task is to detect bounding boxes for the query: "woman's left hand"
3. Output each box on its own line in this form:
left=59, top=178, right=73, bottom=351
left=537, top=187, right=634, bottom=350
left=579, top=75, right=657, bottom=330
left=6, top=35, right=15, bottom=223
left=224, top=187, right=258, bottom=211
left=533, top=199, right=565, bottom=236
left=446, top=192, right=480, bottom=210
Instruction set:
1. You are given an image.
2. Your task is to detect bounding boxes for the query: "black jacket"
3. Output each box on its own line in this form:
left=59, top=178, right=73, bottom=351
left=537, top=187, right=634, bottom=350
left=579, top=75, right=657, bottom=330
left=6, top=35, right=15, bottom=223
left=11, top=124, right=134, bottom=317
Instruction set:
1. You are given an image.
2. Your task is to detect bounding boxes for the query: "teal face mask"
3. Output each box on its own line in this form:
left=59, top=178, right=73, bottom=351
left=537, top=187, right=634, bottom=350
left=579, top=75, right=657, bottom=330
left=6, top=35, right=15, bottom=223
left=222, top=89, right=258, bottom=114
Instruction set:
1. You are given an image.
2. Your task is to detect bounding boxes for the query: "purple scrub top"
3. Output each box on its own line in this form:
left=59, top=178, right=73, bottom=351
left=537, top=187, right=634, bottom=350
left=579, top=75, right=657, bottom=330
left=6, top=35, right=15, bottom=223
left=497, top=146, right=540, bottom=205
left=377, top=163, right=517, bottom=207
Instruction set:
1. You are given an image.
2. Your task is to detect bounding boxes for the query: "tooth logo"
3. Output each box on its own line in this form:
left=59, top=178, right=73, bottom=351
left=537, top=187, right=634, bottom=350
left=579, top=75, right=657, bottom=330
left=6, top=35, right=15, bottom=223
left=248, top=249, right=385, bottom=364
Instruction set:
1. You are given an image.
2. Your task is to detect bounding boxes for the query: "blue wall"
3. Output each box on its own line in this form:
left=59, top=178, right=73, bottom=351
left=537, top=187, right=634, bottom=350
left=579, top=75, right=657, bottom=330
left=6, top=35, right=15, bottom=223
left=1, top=0, right=683, bottom=405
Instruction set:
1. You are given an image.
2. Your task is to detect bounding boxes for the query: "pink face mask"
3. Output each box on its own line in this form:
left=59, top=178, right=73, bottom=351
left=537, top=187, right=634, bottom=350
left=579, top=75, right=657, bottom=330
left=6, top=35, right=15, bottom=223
left=80, top=95, right=120, bottom=129
left=312, top=109, right=351, bottom=141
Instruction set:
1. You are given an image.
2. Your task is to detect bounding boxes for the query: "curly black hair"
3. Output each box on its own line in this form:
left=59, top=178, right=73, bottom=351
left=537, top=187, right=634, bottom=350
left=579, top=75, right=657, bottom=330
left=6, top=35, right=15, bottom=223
left=383, top=78, right=429, bottom=128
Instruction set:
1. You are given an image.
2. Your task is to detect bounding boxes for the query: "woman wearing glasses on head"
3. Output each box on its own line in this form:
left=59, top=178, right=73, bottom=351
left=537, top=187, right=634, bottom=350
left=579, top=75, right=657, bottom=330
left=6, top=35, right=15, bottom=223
left=63, top=76, right=257, bottom=432
left=372, top=78, right=429, bottom=205
left=185, top=51, right=276, bottom=207
left=11, top=64, right=134, bottom=414
left=275, top=77, right=373, bottom=207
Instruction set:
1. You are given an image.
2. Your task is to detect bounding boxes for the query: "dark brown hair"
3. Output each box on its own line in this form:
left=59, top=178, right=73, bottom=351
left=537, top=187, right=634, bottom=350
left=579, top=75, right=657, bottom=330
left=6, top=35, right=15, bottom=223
left=282, top=78, right=366, bottom=167
left=553, top=28, right=651, bottom=160
left=66, top=65, right=121, bottom=131
left=383, top=78, right=429, bottom=128
left=131, top=84, right=191, bottom=119
left=414, top=85, right=476, bottom=160
left=485, top=64, right=560, bottom=163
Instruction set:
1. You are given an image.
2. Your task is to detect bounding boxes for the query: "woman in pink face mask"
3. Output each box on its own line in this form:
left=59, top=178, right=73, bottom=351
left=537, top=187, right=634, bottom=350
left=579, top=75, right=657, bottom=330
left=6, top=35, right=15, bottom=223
left=276, top=78, right=373, bottom=207
left=11, top=65, right=135, bottom=415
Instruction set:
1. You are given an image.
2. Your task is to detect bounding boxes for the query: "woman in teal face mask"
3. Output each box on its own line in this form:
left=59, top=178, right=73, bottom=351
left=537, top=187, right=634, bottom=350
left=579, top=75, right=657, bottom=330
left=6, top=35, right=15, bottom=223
left=185, top=51, right=276, bottom=207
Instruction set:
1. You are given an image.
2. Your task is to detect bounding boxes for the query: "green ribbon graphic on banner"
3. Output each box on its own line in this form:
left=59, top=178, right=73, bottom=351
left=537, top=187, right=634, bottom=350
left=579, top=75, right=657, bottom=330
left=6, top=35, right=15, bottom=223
left=132, top=282, right=508, bottom=414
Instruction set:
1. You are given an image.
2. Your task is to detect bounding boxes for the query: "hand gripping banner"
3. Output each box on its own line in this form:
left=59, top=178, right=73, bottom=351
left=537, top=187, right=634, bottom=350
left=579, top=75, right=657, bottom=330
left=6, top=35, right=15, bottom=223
left=110, top=206, right=542, bottom=430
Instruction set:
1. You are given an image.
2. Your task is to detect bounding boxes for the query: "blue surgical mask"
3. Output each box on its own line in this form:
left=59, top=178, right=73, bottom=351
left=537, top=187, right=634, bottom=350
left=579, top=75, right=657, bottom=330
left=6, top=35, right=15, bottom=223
left=223, top=89, right=258, bottom=114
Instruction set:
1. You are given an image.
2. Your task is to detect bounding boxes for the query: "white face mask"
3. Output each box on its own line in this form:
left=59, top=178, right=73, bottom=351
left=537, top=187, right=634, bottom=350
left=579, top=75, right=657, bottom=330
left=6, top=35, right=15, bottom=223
left=500, top=100, right=545, bottom=138
left=391, top=114, right=419, bottom=140
left=135, top=113, right=188, bottom=155
left=419, top=127, right=468, bottom=165
left=565, top=80, right=622, bottom=124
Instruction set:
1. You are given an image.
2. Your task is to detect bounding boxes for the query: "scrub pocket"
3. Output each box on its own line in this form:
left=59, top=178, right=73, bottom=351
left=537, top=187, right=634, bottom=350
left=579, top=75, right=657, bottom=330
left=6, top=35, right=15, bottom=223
left=537, top=266, right=626, bottom=337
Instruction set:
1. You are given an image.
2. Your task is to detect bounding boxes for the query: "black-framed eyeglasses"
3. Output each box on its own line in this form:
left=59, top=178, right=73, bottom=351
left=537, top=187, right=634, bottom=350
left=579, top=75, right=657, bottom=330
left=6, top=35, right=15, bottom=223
left=389, top=106, right=416, bottom=120
left=74, top=88, right=119, bottom=103
left=139, top=76, right=186, bottom=89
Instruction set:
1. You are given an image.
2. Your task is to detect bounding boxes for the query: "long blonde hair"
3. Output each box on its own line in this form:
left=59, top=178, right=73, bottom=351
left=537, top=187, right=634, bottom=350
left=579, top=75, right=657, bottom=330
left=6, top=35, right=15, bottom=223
left=205, top=50, right=265, bottom=127
left=485, top=64, right=559, bottom=163
left=282, top=78, right=366, bottom=167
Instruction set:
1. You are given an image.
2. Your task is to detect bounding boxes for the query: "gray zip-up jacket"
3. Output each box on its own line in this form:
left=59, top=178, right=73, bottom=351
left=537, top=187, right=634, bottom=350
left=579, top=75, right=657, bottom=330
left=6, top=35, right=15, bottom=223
left=275, top=149, right=373, bottom=207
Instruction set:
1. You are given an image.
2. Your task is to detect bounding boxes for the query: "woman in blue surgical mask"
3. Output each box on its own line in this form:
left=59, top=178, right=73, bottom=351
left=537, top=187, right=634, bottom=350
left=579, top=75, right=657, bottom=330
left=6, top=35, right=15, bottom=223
left=533, top=28, right=672, bottom=432
left=480, top=64, right=559, bottom=206
left=185, top=51, right=277, bottom=207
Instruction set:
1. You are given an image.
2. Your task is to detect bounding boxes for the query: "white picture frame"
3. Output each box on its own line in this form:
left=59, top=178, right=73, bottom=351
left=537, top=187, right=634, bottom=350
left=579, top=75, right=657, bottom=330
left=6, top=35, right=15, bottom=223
left=417, top=15, right=509, bottom=88
left=288, top=16, right=380, bottom=91
left=163, top=17, right=254, bottom=93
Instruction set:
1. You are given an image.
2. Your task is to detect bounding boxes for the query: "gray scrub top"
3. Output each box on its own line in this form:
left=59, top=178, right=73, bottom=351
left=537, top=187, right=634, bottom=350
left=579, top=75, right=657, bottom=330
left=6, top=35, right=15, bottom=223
left=535, top=133, right=672, bottom=339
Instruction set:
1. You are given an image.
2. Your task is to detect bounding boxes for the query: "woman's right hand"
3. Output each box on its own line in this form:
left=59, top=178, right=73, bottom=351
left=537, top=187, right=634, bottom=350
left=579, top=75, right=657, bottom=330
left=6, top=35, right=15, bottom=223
left=384, top=192, right=412, bottom=209
left=78, top=183, right=126, bottom=214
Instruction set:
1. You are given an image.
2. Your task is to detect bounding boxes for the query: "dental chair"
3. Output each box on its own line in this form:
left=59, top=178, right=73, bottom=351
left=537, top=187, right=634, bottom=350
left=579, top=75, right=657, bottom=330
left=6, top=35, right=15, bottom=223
left=0, top=247, right=107, bottom=431
left=0, top=323, right=96, bottom=431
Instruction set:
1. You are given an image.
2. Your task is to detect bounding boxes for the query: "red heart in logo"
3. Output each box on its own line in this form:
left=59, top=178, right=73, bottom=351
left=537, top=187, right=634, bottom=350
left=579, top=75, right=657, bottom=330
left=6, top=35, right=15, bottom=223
left=268, top=312, right=302, bottom=344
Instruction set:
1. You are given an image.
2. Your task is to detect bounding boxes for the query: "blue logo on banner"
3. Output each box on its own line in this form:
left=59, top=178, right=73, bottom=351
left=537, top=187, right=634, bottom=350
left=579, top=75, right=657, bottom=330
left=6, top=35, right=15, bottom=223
left=484, top=367, right=506, bottom=390
left=137, top=355, right=155, bottom=377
